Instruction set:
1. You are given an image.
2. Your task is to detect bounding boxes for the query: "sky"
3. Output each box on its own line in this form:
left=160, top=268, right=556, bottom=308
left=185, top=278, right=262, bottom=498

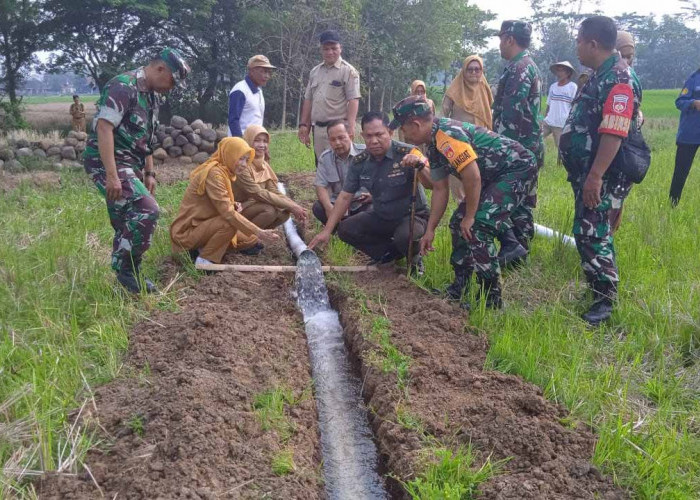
left=473, top=0, right=695, bottom=47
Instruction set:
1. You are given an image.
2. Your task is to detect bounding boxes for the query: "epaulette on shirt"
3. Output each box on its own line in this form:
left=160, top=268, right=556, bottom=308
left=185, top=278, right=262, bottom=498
left=392, top=141, right=414, bottom=156
left=352, top=150, right=369, bottom=164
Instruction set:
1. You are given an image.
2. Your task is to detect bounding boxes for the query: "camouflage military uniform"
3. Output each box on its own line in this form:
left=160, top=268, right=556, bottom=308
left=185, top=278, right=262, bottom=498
left=559, top=53, right=641, bottom=286
left=492, top=49, right=543, bottom=246
left=84, top=67, right=160, bottom=272
left=427, top=118, right=537, bottom=280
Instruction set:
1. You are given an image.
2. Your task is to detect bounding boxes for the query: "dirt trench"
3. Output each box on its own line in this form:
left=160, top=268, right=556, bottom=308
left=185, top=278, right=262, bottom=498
left=38, top=267, right=323, bottom=499
left=330, top=271, right=628, bottom=499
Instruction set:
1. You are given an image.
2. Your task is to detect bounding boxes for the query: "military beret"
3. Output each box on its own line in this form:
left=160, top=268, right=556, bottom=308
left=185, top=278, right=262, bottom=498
left=497, top=20, right=532, bottom=40
left=389, top=95, right=433, bottom=130
left=159, top=48, right=191, bottom=88
left=320, top=30, right=341, bottom=45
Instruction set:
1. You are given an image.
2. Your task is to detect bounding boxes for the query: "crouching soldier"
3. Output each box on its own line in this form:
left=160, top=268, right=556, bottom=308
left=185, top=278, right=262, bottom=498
left=309, top=111, right=432, bottom=275
left=392, top=96, right=537, bottom=310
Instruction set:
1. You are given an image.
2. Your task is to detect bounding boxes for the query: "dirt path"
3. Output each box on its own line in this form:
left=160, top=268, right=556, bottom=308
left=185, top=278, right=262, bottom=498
left=38, top=271, right=323, bottom=499
left=330, top=272, right=627, bottom=499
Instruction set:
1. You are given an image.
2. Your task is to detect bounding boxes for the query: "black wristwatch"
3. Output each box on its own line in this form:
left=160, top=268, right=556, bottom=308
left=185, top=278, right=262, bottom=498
left=145, top=171, right=156, bottom=179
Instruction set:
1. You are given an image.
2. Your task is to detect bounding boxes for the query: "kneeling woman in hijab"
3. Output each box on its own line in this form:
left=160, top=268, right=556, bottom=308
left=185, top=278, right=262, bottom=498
left=234, top=125, right=307, bottom=228
left=170, top=137, right=280, bottom=266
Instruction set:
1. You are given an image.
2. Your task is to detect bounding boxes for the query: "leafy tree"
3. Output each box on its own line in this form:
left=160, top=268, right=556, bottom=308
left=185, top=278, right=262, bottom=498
left=43, top=0, right=169, bottom=90
left=0, top=0, right=46, bottom=122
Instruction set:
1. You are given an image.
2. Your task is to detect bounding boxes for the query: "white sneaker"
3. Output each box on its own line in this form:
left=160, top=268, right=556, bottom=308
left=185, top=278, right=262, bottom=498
left=195, top=256, right=214, bottom=267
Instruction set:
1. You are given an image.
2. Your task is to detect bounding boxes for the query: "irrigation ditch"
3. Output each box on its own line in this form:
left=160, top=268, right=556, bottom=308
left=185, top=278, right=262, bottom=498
left=35, top=173, right=626, bottom=498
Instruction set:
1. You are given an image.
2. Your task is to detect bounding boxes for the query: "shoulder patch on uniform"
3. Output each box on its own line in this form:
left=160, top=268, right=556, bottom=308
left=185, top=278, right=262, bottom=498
left=352, top=150, right=369, bottom=164
left=681, top=87, right=689, bottom=95
left=599, top=83, right=634, bottom=138
left=435, top=129, right=478, bottom=173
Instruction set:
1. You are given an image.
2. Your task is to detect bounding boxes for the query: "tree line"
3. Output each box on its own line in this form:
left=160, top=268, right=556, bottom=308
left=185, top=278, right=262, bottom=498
left=2, top=0, right=700, bottom=129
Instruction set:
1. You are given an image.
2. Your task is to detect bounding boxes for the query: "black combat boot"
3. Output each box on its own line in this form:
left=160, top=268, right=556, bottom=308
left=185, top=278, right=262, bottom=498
left=497, top=228, right=528, bottom=269
left=477, top=276, right=503, bottom=310
left=132, top=257, right=159, bottom=294
left=443, top=268, right=472, bottom=310
left=116, top=266, right=141, bottom=294
left=582, top=281, right=616, bottom=326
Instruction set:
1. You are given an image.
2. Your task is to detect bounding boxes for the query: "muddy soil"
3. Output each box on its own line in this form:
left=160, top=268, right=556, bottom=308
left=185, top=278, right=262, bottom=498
left=330, top=271, right=627, bottom=499
left=38, top=272, right=323, bottom=499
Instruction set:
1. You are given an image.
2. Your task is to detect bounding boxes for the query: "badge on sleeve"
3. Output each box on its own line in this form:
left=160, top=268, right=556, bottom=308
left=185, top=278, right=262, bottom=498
left=599, top=83, right=634, bottom=137
left=435, top=130, right=478, bottom=172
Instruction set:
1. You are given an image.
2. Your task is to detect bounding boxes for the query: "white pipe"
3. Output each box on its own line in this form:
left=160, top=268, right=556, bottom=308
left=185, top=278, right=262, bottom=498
left=534, top=223, right=576, bottom=247
left=278, top=182, right=308, bottom=257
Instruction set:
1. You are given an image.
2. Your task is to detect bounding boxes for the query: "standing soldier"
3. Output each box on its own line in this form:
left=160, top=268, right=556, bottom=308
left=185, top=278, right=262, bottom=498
left=559, top=16, right=642, bottom=325
left=69, top=94, right=86, bottom=132
left=392, top=96, right=537, bottom=311
left=84, top=48, right=190, bottom=293
left=492, top=20, right=544, bottom=267
left=298, top=30, right=361, bottom=165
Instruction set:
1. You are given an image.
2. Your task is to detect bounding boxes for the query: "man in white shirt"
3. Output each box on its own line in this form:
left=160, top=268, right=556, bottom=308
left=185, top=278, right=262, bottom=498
left=543, top=61, right=577, bottom=149
left=228, top=55, right=276, bottom=137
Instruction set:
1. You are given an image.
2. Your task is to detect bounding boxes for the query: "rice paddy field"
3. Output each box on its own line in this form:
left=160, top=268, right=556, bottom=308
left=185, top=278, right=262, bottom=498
left=1, top=89, right=698, bottom=498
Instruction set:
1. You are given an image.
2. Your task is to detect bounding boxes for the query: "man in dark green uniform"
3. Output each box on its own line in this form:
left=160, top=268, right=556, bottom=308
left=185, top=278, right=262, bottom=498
left=84, top=48, right=190, bottom=293
left=308, top=111, right=432, bottom=274
left=492, top=20, right=544, bottom=267
left=559, top=16, right=642, bottom=325
left=392, top=96, right=537, bottom=310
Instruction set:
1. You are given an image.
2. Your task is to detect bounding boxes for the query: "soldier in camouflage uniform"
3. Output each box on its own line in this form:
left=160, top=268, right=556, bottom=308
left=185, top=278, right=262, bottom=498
left=492, top=20, right=544, bottom=267
left=559, top=16, right=642, bottom=325
left=392, top=96, right=537, bottom=310
left=84, top=48, right=190, bottom=293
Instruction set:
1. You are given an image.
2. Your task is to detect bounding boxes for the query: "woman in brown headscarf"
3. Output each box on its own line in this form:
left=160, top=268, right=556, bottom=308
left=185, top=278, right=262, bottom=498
left=234, top=125, right=307, bottom=229
left=442, top=55, right=493, bottom=129
left=170, top=137, right=280, bottom=266
left=410, top=80, right=436, bottom=114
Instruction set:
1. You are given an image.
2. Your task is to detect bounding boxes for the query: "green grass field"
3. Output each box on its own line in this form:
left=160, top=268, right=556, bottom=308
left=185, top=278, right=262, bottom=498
left=1, top=90, right=698, bottom=497
left=20, top=94, right=97, bottom=105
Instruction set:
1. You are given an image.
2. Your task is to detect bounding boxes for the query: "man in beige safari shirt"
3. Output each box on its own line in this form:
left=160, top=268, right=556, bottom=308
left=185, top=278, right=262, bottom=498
left=298, top=30, right=361, bottom=165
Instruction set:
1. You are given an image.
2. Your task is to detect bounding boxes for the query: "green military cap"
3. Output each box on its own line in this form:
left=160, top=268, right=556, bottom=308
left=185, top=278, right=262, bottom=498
left=497, top=20, right=532, bottom=40
left=389, top=95, right=433, bottom=130
left=159, top=47, right=191, bottom=88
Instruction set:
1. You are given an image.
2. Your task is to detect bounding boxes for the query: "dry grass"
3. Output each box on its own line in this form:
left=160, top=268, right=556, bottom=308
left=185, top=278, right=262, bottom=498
left=23, top=102, right=96, bottom=132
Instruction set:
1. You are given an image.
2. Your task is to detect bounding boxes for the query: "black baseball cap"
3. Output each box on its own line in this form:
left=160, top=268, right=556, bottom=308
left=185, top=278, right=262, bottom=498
left=320, top=30, right=341, bottom=45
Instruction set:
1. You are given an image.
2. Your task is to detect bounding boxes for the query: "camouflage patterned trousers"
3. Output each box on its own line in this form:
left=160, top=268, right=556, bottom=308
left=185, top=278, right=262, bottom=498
left=85, top=160, right=160, bottom=272
left=510, top=170, right=538, bottom=247
left=449, top=170, right=532, bottom=280
left=571, top=175, right=632, bottom=285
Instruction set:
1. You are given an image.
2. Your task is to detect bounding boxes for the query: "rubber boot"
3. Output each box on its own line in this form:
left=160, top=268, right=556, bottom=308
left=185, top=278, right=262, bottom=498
left=478, top=276, right=503, bottom=310
left=497, top=228, right=528, bottom=269
left=133, top=257, right=158, bottom=294
left=582, top=281, right=616, bottom=326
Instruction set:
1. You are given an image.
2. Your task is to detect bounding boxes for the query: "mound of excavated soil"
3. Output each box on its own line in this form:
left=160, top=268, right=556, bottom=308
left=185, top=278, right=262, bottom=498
left=38, top=272, right=322, bottom=499
left=331, top=272, right=627, bottom=500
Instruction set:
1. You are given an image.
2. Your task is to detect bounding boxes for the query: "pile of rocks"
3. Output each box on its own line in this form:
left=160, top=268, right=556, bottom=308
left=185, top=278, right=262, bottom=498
left=0, top=130, right=87, bottom=172
left=151, top=116, right=226, bottom=165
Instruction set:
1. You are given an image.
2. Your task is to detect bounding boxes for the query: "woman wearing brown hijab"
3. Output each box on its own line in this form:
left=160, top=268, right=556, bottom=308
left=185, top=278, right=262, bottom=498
left=170, top=137, right=280, bottom=266
left=442, top=55, right=493, bottom=128
left=234, top=125, right=307, bottom=229
left=410, top=80, right=436, bottom=114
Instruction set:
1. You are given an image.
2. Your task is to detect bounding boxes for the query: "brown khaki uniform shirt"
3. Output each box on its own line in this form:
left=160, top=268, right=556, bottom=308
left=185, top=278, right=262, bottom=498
left=305, top=57, right=361, bottom=160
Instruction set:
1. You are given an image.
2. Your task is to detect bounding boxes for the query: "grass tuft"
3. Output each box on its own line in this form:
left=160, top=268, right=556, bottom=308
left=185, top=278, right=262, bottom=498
left=402, top=445, right=506, bottom=500
left=252, top=387, right=300, bottom=442
left=271, top=448, right=296, bottom=476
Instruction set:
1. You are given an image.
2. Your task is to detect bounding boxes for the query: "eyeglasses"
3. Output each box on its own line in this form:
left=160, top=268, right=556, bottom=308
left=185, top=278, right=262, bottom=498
left=466, top=67, right=482, bottom=74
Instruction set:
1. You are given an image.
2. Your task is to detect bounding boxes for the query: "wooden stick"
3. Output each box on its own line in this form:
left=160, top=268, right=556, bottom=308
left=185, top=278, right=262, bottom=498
left=195, top=263, right=378, bottom=273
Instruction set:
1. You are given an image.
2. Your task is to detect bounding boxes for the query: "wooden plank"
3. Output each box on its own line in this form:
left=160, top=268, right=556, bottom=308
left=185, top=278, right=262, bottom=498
left=195, top=263, right=378, bottom=273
